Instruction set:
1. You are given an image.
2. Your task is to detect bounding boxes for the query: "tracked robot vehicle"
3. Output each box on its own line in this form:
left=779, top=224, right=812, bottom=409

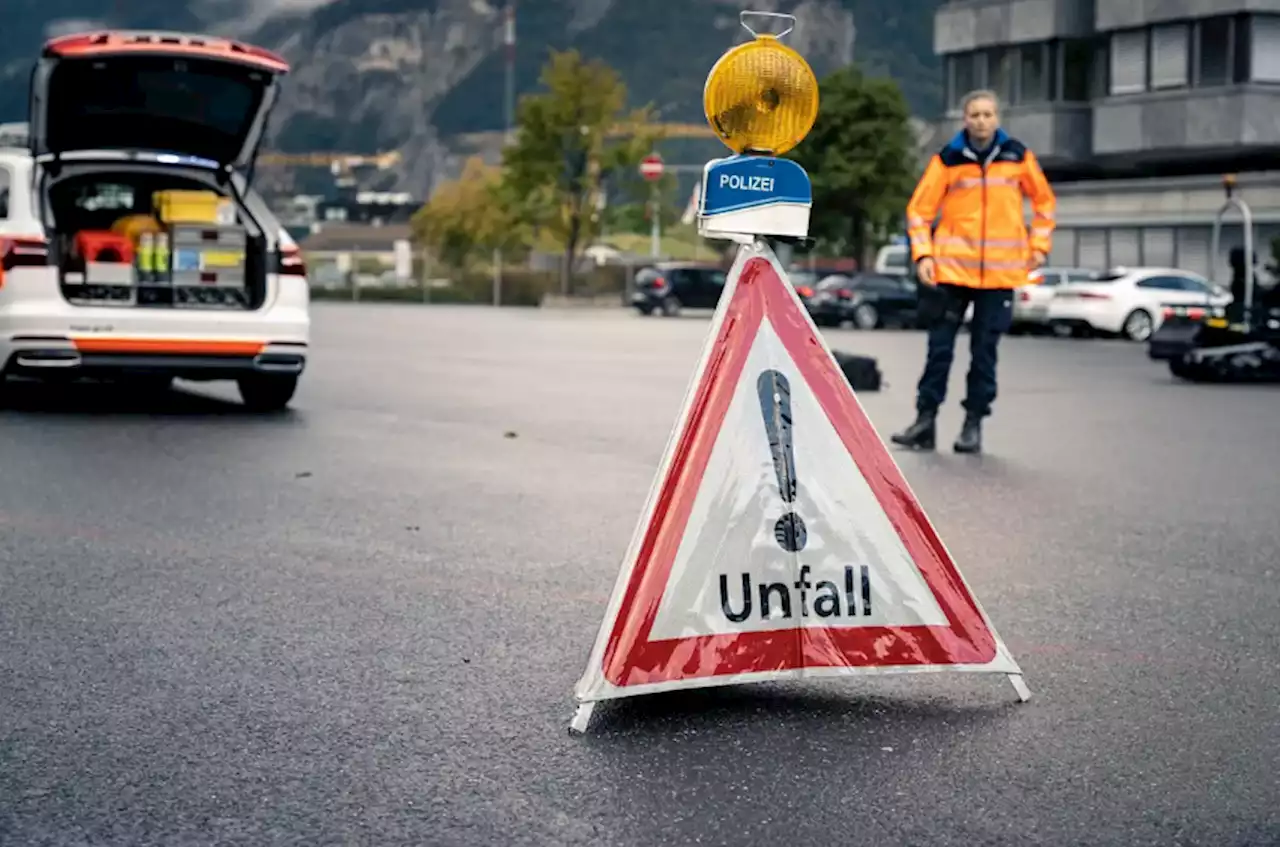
left=1148, top=174, right=1280, bottom=383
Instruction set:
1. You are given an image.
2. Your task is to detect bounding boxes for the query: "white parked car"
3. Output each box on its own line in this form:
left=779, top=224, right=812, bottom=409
left=1011, top=266, right=1099, bottom=333
left=873, top=242, right=910, bottom=277
left=0, top=30, right=309, bottom=410
left=1046, top=267, right=1231, bottom=341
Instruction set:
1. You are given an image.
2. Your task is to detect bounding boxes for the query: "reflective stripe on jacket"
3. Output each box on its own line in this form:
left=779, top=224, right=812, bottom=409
left=906, top=128, right=1057, bottom=290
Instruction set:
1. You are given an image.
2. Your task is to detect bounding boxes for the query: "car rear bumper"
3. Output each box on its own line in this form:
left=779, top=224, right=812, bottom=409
left=632, top=288, right=671, bottom=309
left=1047, top=301, right=1122, bottom=333
left=805, top=301, right=846, bottom=323
left=1013, top=304, right=1050, bottom=323
left=0, top=282, right=309, bottom=380
left=3, top=336, right=307, bottom=379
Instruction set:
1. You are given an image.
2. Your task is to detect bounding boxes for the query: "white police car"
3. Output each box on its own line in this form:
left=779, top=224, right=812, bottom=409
left=0, top=30, right=309, bottom=411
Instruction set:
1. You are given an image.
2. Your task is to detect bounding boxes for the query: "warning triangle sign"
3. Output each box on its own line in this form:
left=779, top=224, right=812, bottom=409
left=573, top=242, right=1023, bottom=712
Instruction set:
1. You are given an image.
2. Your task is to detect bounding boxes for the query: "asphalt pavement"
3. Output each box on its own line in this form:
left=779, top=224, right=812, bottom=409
left=1, top=302, right=1278, bottom=847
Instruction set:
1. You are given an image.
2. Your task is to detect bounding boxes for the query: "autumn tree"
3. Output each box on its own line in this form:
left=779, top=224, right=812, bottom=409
left=788, top=65, right=917, bottom=266
left=502, top=49, right=661, bottom=295
left=411, top=156, right=529, bottom=272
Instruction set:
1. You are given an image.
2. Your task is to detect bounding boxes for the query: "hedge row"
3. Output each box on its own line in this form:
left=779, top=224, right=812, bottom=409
left=310, top=266, right=633, bottom=307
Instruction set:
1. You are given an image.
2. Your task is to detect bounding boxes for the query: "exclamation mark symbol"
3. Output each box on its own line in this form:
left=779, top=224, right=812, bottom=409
left=757, top=369, right=807, bottom=552
left=861, top=564, right=871, bottom=616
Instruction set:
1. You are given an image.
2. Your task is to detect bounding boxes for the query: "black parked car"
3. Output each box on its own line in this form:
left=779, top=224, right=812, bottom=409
left=801, top=273, right=921, bottom=328
left=631, top=262, right=728, bottom=315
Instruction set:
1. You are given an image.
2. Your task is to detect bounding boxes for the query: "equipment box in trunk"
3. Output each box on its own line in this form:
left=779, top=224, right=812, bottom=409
left=138, top=223, right=252, bottom=309
left=46, top=165, right=272, bottom=312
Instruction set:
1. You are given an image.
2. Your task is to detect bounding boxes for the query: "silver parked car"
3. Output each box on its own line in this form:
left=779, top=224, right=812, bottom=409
left=1011, top=266, right=1099, bottom=334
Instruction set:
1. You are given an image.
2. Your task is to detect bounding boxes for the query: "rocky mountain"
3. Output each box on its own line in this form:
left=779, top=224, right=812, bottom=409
left=1, top=0, right=942, bottom=195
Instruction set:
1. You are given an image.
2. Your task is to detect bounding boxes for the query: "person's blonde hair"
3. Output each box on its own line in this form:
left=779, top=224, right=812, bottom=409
left=961, top=89, right=1000, bottom=114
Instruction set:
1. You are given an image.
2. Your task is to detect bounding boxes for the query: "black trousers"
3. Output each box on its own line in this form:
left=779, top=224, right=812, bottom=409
left=914, top=283, right=1015, bottom=418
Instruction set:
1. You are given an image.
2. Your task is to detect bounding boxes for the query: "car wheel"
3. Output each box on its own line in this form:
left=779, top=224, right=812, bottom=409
left=660, top=295, right=682, bottom=317
left=852, top=303, right=879, bottom=330
left=1122, top=309, right=1154, bottom=342
left=237, top=374, right=298, bottom=412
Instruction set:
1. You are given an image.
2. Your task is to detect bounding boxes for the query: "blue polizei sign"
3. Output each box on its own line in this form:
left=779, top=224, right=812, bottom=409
left=698, top=154, right=812, bottom=240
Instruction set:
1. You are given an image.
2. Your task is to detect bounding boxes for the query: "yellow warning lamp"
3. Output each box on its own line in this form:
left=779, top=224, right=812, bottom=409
left=703, top=12, right=820, bottom=157
left=1223, top=172, right=1238, bottom=198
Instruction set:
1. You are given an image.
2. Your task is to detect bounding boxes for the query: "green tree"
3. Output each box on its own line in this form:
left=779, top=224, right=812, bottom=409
left=502, top=49, right=660, bottom=294
left=788, top=65, right=917, bottom=266
left=411, top=156, right=530, bottom=272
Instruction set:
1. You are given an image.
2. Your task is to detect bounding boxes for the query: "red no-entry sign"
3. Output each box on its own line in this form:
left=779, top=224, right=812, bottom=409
left=640, top=153, right=664, bottom=182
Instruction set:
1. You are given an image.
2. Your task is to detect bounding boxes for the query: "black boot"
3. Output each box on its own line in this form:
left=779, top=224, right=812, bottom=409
left=890, top=410, right=937, bottom=450
left=953, top=414, right=982, bottom=454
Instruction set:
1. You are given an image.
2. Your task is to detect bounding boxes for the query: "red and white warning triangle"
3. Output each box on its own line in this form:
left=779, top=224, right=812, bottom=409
left=573, top=242, right=1025, bottom=721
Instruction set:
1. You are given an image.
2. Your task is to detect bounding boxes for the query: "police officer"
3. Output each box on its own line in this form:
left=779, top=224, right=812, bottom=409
left=891, top=90, right=1057, bottom=454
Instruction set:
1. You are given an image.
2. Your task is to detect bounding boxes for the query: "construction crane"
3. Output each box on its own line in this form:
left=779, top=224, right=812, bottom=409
left=610, top=122, right=718, bottom=140
left=256, top=150, right=404, bottom=170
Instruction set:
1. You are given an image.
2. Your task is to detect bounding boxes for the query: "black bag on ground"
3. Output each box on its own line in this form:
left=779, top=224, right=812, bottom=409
left=832, top=350, right=882, bottom=392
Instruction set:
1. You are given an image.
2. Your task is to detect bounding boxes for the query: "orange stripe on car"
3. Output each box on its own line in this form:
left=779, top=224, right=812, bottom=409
left=71, top=338, right=266, bottom=356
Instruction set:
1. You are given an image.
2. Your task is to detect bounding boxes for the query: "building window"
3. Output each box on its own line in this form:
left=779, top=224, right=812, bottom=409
left=1110, top=29, right=1148, bottom=94
left=0, top=166, right=9, bottom=219
left=1142, top=228, right=1176, bottom=267
left=1020, top=43, right=1052, bottom=103
left=1110, top=228, right=1141, bottom=267
left=1252, top=15, right=1280, bottom=82
left=1235, top=14, right=1253, bottom=82
left=1062, top=39, right=1093, bottom=101
left=987, top=46, right=1016, bottom=105
left=949, top=52, right=980, bottom=109
left=1196, top=17, right=1232, bottom=86
left=1151, top=23, right=1189, bottom=88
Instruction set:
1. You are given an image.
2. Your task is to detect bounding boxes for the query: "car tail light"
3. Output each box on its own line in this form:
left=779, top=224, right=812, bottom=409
left=277, top=245, right=307, bottom=277
left=796, top=285, right=814, bottom=298
left=1162, top=307, right=1176, bottom=319
left=1018, top=289, right=1032, bottom=301
left=1186, top=307, right=1205, bottom=320
left=1, top=236, right=49, bottom=271
left=0, top=236, right=50, bottom=287
left=648, top=275, right=667, bottom=290
left=836, top=288, right=853, bottom=300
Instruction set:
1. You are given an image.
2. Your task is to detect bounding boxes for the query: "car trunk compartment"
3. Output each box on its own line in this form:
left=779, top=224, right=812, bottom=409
left=44, top=166, right=267, bottom=311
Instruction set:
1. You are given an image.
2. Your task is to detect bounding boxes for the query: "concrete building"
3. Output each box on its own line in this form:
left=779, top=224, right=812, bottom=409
left=932, top=0, right=1280, bottom=283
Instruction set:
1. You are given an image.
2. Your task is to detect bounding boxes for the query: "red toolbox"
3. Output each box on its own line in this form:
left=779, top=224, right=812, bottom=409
left=73, top=230, right=135, bottom=265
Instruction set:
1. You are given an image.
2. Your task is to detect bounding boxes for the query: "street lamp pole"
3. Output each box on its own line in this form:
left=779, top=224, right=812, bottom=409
left=496, top=0, right=516, bottom=307
left=504, top=1, right=516, bottom=144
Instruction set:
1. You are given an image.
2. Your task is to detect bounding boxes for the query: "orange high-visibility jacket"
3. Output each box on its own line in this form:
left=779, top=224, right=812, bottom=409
left=906, top=129, right=1057, bottom=290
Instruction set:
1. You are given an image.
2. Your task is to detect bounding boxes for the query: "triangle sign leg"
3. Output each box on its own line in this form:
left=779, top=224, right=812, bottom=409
left=572, top=239, right=1023, bottom=715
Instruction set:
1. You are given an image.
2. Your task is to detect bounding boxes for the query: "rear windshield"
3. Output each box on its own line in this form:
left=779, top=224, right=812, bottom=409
left=45, top=56, right=268, bottom=162
left=880, top=249, right=908, bottom=270
left=1086, top=271, right=1129, bottom=283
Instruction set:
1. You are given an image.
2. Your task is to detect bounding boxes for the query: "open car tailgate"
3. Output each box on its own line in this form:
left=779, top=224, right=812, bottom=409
left=28, top=30, right=289, bottom=172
